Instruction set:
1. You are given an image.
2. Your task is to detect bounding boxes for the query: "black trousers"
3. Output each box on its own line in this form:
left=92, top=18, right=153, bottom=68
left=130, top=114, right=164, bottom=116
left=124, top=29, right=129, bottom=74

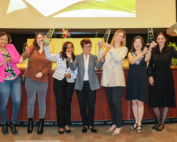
left=53, top=78, right=75, bottom=128
left=105, top=87, right=124, bottom=128
left=76, top=81, right=96, bottom=126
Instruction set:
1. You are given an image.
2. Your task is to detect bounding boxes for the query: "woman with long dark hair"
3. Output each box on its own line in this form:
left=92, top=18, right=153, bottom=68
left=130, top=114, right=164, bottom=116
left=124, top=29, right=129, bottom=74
left=126, top=36, right=155, bottom=133
left=19, top=32, right=52, bottom=135
left=44, top=41, right=77, bottom=134
left=148, top=32, right=177, bottom=131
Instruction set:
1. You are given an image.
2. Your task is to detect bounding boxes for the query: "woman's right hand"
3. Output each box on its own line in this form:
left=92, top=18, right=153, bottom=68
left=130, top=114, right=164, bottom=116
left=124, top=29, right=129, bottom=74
left=149, top=77, right=154, bottom=86
left=66, top=52, right=72, bottom=62
left=149, top=42, right=157, bottom=49
left=19, top=58, right=24, bottom=64
left=101, top=51, right=107, bottom=60
left=142, top=47, right=148, bottom=55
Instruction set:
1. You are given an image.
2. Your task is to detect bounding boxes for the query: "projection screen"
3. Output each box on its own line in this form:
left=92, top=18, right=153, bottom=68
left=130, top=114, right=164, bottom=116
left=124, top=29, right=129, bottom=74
left=0, top=0, right=176, bottom=29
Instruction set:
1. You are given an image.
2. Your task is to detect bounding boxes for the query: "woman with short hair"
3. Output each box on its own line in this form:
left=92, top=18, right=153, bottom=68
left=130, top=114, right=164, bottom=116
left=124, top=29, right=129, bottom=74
left=0, top=32, right=21, bottom=135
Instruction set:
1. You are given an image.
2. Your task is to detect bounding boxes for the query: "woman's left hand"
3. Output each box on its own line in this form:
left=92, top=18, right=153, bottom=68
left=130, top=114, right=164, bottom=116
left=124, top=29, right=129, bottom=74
left=101, top=51, right=107, bottom=60
left=103, top=43, right=112, bottom=48
left=4, top=57, right=12, bottom=63
left=65, top=73, right=71, bottom=79
left=35, top=72, right=43, bottom=78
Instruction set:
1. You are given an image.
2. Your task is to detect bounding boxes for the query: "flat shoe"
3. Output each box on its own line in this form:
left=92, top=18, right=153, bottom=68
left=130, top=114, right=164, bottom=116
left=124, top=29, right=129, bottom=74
left=106, top=127, right=116, bottom=132
left=152, top=123, right=161, bottom=129
left=156, top=124, right=164, bottom=131
left=65, top=129, right=71, bottom=133
left=82, top=127, right=87, bottom=133
left=112, top=132, right=121, bottom=136
left=88, top=127, right=97, bottom=133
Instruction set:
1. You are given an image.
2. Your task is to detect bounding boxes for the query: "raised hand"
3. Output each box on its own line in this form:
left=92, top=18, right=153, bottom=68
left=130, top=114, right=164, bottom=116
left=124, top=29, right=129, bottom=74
left=101, top=51, right=107, bottom=61
left=149, top=42, right=157, bottom=49
left=103, top=43, right=112, bottom=48
left=43, top=35, right=51, bottom=46
left=142, top=47, right=148, bottom=55
left=98, top=41, right=103, bottom=49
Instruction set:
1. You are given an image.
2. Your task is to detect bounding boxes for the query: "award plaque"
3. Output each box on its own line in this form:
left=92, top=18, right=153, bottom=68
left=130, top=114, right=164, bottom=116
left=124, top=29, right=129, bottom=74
left=103, top=29, right=111, bottom=43
left=23, top=43, right=31, bottom=61
left=103, top=29, right=111, bottom=52
left=41, top=28, right=55, bottom=45
left=146, top=28, right=155, bottom=46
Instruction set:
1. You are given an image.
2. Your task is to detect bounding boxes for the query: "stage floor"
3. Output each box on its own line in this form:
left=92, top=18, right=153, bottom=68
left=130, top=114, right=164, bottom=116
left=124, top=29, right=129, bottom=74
left=1, top=124, right=177, bottom=142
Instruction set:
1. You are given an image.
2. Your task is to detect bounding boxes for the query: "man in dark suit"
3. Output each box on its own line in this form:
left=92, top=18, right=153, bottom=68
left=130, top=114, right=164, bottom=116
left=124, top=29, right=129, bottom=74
left=67, top=38, right=106, bottom=133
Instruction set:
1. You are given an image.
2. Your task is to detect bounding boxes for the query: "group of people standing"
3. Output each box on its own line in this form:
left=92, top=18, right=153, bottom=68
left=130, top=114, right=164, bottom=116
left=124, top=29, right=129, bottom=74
left=0, top=29, right=176, bottom=136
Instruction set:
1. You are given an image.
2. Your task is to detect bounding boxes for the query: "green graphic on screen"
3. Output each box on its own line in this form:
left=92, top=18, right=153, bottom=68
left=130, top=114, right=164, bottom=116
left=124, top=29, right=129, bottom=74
left=7, top=0, right=136, bottom=17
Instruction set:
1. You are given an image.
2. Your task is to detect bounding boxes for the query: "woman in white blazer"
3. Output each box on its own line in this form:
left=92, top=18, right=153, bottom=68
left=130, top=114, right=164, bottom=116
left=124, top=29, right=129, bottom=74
left=98, top=30, right=128, bottom=135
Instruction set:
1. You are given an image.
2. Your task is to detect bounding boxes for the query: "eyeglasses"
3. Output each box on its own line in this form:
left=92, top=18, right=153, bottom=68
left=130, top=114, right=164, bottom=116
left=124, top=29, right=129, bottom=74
left=83, top=45, right=92, bottom=48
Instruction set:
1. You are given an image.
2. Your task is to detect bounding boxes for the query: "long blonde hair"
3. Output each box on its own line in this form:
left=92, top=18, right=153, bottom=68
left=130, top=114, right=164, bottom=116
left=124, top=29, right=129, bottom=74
left=110, top=30, right=126, bottom=47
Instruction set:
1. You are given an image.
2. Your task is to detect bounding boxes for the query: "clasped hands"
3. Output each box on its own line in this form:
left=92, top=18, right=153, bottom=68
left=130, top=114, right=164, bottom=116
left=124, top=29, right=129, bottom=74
left=98, top=41, right=112, bottom=49
left=143, top=42, right=157, bottom=55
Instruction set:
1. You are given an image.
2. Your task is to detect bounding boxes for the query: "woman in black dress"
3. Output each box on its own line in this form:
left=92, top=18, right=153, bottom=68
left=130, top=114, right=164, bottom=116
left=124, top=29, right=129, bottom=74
left=126, top=36, right=156, bottom=133
left=148, top=32, right=177, bottom=131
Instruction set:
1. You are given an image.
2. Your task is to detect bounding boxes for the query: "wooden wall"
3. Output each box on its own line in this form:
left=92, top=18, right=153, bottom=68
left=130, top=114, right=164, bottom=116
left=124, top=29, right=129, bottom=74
left=5, top=68, right=177, bottom=121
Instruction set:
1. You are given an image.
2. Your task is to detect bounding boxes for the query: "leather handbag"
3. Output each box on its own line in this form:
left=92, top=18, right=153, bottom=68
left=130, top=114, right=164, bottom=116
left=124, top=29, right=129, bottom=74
left=21, top=74, right=25, bottom=84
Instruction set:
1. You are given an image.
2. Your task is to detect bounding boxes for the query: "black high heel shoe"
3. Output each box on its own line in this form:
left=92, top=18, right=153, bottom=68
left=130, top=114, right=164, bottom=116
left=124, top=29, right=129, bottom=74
left=27, top=118, right=33, bottom=134
left=59, top=129, right=64, bottom=134
left=37, top=119, right=44, bottom=135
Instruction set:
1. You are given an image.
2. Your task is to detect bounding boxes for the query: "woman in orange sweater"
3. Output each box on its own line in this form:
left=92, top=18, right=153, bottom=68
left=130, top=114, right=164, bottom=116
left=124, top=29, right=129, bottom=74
left=19, top=32, right=52, bottom=135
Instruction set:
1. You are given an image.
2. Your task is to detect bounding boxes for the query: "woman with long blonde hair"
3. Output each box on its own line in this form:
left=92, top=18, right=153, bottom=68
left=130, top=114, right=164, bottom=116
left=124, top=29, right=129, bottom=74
left=98, top=30, right=128, bottom=135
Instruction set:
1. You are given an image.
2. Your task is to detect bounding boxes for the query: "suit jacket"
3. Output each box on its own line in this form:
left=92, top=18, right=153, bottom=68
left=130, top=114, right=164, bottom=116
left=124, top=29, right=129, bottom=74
left=0, top=44, right=21, bottom=82
left=69, top=53, right=104, bottom=91
left=98, top=47, right=128, bottom=87
left=44, top=46, right=77, bottom=82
